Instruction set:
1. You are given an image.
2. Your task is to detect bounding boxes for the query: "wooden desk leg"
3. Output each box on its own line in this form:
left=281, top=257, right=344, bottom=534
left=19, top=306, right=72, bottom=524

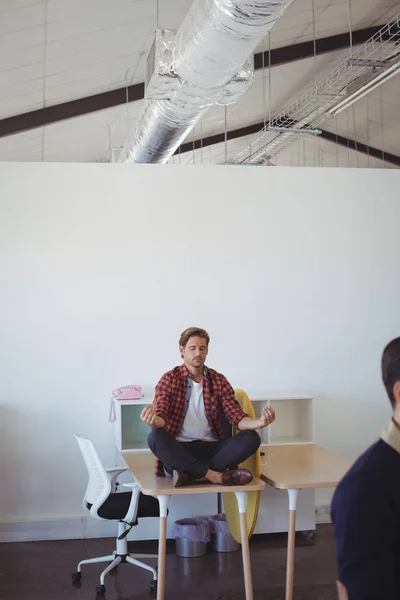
left=285, top=489, right=301, bottom=600
left=156, top=495, right=170, bottom=600
left=234, top=491, right=253, bottom=600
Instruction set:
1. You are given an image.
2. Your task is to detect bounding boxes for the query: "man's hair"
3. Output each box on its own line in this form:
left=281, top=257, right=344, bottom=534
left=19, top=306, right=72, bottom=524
left=382, top=337, right=400, bottom=407
left=179, top=327, right=210, bottom=348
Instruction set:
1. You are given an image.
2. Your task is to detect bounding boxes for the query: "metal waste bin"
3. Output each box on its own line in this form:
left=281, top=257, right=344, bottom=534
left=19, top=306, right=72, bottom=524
left=172, top=518, right=210, bottom=558
left=208, top=514, right=240, bottom=553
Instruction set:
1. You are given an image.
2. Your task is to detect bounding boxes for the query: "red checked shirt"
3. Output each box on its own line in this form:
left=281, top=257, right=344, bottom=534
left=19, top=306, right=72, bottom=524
left=152, top=364, right=248, bottom=476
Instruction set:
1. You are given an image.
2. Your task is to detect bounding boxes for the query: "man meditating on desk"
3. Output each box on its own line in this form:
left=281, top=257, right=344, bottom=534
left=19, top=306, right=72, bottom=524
left=140, top=327, right=275, bottom=488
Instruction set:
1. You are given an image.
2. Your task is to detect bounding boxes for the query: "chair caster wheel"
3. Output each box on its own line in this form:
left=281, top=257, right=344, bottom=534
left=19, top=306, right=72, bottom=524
left=96, top=584, right=106, bottom=596
left=72, top=571, right=81, bottom=584
left=150, top=579, right=157, bottom=594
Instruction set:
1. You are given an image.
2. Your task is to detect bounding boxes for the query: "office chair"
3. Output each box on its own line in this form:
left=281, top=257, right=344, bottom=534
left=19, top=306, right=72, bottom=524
left=73, top=434, right=160, bottom=596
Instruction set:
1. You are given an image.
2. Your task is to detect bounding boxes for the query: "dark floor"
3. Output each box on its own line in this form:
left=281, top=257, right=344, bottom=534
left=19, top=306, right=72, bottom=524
left=0, top=524, right=337, bottom=600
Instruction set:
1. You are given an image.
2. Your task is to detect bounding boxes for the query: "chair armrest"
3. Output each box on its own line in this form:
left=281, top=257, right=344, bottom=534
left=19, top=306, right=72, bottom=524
left=106, top=467, right=128, bottom=492
left=121, top=482, right=141, bottom=524
left=105, top=467, right=128, bottom=473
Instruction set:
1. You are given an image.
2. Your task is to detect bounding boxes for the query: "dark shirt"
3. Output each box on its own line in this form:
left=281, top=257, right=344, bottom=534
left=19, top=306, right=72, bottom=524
left=331, top=422, right=400, bottom=600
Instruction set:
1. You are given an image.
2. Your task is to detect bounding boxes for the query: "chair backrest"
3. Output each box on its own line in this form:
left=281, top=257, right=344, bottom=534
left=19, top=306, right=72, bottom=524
left=74, top=434, right=111, bottom=512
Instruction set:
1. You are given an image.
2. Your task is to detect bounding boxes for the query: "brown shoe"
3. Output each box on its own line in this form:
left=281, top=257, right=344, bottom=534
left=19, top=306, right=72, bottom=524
left=221, top=468, right=253, bottom=486
left=173, top=470, right=196, bottom=488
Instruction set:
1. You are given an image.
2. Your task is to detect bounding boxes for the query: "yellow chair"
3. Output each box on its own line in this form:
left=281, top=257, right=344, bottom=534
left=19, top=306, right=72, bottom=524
left=223, top=390, right=262, bottom=543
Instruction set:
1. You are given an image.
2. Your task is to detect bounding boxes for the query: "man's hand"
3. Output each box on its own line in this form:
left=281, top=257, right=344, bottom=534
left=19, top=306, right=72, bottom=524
left=237, top=406, right=276, bottom=431
left=140, top=405, right=165, bottom=430
left=257, top=406, right=276, bottom=429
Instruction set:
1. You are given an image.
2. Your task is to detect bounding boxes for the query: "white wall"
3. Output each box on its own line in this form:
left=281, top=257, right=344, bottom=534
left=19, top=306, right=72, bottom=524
left=1, top=163, right=399, bottom=529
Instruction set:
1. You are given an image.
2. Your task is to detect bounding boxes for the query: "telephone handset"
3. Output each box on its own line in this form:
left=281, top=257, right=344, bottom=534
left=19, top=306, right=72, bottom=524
left=112, top=384, right=143, bottom=401
left=109, top=384, right=144, bottom=421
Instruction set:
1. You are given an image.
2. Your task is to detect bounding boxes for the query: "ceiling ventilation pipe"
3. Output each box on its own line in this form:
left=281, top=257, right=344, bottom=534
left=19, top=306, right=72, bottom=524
left=124, top=0, right=295, bottom=164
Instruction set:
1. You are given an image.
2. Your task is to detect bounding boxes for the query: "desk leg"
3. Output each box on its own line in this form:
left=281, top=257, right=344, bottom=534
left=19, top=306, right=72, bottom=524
left=234, top=491, right=253, bottom=600
left=285, top=489, right=301, bottom=600
left=156, top=495, right=170, bottom=600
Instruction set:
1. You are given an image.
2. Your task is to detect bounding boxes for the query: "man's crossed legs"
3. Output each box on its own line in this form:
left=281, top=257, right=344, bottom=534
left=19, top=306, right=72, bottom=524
left=148, top=429, right=261, bottom=487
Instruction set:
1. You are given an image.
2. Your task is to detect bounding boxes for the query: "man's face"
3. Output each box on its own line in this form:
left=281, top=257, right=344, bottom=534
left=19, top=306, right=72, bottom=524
left=180, top=336, right=208, bottom=369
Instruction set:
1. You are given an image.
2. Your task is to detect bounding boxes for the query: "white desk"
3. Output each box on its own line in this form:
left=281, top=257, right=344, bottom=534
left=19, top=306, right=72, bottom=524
left=260, top=443, right=352, bottom=600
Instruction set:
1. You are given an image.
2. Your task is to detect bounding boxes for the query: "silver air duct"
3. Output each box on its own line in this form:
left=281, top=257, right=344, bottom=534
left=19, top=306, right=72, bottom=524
left=124, top=0, right=295, bottom=164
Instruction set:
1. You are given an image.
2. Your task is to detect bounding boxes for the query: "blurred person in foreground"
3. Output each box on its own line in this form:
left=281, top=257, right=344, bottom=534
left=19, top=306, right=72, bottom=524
left=331, top=337, right=400, bottom=600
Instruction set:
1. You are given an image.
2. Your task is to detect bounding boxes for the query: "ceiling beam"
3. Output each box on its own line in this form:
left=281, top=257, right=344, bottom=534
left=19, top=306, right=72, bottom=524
left=176, top=121, right=266, bottom=155
left=0, top=83, right=144, bottom=139
left=319, top=129, right=400, bottom=167
left=175, top=121, right=400, bottom=167
left=0, top=24, right=390, bottom=140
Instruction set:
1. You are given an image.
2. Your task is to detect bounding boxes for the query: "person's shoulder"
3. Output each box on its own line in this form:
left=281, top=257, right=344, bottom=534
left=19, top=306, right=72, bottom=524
left=340, top=440, right=393, bottom=483
left=332, top=440, right=398, bottom=512
left=157, top=366, right=181, bottom=383
left=206, top=366, right=230, bottom=383
left=356, top=438, right=399, bottom=472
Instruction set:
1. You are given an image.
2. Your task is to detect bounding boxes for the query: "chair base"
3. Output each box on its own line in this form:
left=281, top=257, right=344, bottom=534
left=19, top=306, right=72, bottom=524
left=72, top=521, right=157, bottom=596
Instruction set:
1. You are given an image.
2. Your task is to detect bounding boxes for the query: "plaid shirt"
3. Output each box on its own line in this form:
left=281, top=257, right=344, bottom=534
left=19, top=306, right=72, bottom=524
left=152, top=364, right=248, bottom=477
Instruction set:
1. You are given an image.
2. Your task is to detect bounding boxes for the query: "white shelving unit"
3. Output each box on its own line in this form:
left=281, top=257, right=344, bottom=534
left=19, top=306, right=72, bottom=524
left=251, top=395, right=314, bottom=446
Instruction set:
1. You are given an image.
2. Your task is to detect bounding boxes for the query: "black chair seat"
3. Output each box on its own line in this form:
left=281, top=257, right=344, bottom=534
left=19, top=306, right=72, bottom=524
left=87, top=492, right=161, bottom=521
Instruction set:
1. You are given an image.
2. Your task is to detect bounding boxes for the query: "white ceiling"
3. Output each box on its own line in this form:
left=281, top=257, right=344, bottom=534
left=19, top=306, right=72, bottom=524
left=256, top=0, right=400, bottom=51
left=0, top=0, right=399, bottom=166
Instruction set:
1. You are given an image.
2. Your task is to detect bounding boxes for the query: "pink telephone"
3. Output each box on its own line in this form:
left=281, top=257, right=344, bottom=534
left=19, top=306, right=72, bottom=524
left=109, top=385, right=143, bottom=422
left=112, top=384, right=143, bottom=401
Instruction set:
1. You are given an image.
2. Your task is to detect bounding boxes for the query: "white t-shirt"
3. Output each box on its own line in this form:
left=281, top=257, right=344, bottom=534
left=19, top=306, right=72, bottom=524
left=176, top=380, right=215, bottom=442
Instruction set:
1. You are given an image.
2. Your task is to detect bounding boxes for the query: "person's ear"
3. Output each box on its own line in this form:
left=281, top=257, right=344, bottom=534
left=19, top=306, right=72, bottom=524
left=179, top=345, right=184, bottom=359
left=394, top=381, right=400, bottom=405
